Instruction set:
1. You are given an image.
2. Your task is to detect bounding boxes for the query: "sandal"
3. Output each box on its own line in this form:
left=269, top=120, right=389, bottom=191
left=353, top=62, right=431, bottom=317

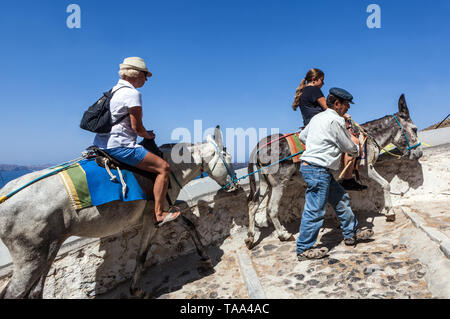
left=155, top=210, right=181, bottom=228
left=344, top=229, right=374, bottom=246
left=297, top=247, right=329, bottom=261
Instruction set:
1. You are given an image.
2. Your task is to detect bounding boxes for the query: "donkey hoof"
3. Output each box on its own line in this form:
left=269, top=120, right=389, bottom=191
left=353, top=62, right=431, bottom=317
left=200, top=257, right=213, bottom=268
left=278, top=233, right=294, bottom=242
left=386, top=215, right=396, bottom=222
left=245, top=237, right=255, bottom=250
left=130, top=287, right=149, bottom=299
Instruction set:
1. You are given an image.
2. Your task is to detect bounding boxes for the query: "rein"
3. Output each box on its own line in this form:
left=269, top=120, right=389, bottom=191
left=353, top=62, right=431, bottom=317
left=221, top=150, right=304, bottom=190
left=208, top=140, right=238, bottom=188
left=0, top=156, right=87, bottom=204
left=220, top=132, right=304, bottom=190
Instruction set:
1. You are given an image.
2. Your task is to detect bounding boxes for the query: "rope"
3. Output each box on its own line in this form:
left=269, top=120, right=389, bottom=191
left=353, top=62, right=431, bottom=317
left=435, top=114, right=449, bottom=129
left=381, top=147, right=402, bottom=159
left=116, top=167, right=127, bottom=199
left=102, top=158, right=128, bottom=199
left=0, top=161, right=79, bottom=204
left=221, top=150, right=304, bottom=190
left=171, top=171, right=183, bottom=189
left=0, top=153, right=93, bottom=205
left=46, top=156, right=87, bottom=171
left=104, top=159, right=117, bottom=182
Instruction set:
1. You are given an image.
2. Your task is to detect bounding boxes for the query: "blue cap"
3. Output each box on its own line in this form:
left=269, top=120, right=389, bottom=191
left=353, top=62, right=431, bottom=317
left=329, top=87, right=355, bottom=104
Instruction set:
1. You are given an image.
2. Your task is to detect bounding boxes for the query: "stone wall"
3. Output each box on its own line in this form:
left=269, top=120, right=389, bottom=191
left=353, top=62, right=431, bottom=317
left=0, top=145, right=447, bottom=298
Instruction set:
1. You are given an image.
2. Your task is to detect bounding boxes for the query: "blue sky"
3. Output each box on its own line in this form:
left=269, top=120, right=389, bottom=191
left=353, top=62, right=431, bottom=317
left=0, top=0, right=449, bottom=165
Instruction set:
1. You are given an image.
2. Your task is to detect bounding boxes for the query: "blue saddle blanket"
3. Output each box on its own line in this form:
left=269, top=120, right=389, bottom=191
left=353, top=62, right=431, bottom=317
left=60, top=159, right=148, bottom=209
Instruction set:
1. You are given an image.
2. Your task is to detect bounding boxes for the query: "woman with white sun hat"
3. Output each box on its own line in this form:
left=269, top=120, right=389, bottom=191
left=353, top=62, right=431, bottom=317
left=94, top=57, right=180, bottom=227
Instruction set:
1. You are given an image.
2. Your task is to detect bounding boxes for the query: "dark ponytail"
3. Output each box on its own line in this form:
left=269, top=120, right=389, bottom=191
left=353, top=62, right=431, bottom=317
left=292, top=68, right=325, bottom=110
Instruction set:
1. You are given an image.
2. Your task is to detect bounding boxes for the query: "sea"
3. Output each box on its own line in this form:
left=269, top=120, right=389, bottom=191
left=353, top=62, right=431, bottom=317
left=0, top=169, right=35, bottom=189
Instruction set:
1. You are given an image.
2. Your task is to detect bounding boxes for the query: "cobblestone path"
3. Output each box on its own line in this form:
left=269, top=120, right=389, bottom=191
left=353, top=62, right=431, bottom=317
left=101, top=208, right=436, bottom=299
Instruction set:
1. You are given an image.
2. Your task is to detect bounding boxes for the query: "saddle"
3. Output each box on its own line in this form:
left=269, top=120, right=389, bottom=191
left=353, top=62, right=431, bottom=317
left=339, top=119, right=368, bottom=182
left=85, top=140, right=174, bottom=204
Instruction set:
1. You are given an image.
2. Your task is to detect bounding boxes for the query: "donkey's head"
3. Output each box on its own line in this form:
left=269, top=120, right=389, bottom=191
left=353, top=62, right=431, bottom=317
left=202, top=126, right=239, bottom=192
left=391, top=94, right=423, bottom=160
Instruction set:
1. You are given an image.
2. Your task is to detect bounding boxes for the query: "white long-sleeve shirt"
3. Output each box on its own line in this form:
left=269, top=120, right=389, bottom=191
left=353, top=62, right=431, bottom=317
left=299, top=108, right=360, bottom=170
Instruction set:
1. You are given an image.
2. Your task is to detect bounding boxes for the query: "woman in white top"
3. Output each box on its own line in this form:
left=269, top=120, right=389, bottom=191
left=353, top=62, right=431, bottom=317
left=94, top=57, right=180, bottom=227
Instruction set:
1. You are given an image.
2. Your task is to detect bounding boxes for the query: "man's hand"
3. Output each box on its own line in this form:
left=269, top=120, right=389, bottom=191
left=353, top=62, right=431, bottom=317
left=343, top=113, right=351, bottom=120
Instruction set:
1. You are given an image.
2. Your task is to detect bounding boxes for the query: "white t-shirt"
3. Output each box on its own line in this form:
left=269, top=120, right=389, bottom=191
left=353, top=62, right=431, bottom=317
left=93, top=79, right=143, bottom=149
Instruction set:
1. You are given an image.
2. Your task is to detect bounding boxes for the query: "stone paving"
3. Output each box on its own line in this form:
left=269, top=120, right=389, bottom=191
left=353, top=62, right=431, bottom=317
left=249, top=210, right=432, bottom=299
left=100, top=207, right=436, bottom=299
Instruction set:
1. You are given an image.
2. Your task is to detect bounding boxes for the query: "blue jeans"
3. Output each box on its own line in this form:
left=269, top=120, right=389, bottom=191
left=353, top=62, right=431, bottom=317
left=296, top=163, right=358, bottom=254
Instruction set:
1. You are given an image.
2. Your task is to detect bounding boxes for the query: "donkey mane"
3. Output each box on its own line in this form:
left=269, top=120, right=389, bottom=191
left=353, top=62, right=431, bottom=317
left=360, top=114, right=392, bottom=127
left=160, top=142, right=206, bottom=150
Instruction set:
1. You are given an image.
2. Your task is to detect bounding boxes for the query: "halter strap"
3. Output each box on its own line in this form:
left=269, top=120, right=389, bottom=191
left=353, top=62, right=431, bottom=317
left=392, top=114, right=422, bottom=150
left=208, top=140, right=237, bottom=183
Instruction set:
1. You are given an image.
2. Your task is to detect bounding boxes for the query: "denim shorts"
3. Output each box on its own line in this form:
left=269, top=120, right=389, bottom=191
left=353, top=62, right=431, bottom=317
left=103, top=147, right=148, bottom=167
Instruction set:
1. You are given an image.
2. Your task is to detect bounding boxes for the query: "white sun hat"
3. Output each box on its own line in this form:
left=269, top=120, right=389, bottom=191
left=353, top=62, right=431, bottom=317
left=119, top=57, right=152, bottom=77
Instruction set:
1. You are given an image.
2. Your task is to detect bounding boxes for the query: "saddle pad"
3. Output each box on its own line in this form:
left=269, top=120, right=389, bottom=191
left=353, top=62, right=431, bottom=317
left=285, top=133, right=305, bottom=163
left=58, top=159, right=148, bottom=210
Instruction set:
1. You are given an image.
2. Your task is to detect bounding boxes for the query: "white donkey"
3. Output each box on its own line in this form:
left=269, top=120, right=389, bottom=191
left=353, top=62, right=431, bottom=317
left=245, top=95, right=423, bottom=249
left=0, top=126, right=238, bottom=299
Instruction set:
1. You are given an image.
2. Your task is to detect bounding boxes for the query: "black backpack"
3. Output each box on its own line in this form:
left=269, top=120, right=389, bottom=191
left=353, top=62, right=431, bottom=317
left=80, top=86, right=128, bottom=133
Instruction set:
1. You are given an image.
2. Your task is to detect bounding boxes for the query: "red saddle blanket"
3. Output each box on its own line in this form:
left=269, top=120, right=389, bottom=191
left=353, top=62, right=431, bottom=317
left=257, top=132, right=305, bottom=163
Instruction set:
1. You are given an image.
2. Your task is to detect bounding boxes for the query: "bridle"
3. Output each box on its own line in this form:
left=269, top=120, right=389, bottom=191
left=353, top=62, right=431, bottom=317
left=392, top=114, right=421, bottom=151
left=197, top=140, right=237, bottom=190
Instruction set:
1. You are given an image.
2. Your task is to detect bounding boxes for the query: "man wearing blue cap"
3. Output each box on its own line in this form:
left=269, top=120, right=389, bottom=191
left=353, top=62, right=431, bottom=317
left=296, top=88, right=374, bottom=261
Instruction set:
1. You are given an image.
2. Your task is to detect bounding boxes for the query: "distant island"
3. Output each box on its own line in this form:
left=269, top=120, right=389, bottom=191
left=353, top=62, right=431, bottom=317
left=0, top=164, right=54, bottom=172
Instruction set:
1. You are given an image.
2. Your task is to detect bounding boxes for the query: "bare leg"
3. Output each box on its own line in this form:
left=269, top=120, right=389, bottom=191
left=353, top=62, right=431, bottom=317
left=343, top=134, right=361, bottom=179
left=136, top=152, right=174, bottom=222
left=343, top=153, right=355, bottom=179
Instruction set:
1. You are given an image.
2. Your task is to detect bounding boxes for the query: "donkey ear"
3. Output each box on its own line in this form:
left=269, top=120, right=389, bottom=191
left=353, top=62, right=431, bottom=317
left=214, top=125, right=224, bottom=150
left=398, top=94, right=410, bottom=118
